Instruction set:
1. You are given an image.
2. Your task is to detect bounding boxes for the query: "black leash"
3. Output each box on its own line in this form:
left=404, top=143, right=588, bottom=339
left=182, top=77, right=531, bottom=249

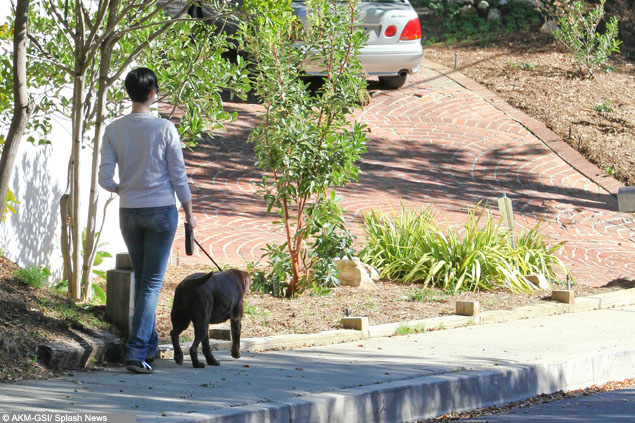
left=193, top=237, right=223, bottom=272
left=185, top=222, right=223, bottom=272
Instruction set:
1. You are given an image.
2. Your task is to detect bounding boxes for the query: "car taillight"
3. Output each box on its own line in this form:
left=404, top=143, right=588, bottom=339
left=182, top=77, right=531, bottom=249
left=384, top=25, right=397, bottom=37
left=400, top=18, right=421, bottom=41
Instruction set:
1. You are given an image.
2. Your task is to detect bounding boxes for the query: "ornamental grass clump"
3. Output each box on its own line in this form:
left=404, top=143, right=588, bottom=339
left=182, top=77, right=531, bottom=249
left=359, top=203, right=569, bottom=293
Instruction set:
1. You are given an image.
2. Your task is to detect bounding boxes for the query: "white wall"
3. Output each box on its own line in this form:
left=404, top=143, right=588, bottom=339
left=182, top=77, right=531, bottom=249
left=1, top=3, right=126, bottom=284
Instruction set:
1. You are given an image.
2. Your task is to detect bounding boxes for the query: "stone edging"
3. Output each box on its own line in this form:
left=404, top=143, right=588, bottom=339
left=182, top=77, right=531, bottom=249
left=158, top=288, right=635, bottom=357
left=420, top=59, right=622, bottom=196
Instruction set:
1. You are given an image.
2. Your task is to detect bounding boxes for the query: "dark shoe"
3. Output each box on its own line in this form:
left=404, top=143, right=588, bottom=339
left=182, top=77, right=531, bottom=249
left=146, top=348, right=157, bottom=364
left=126, top=360, right=153, bottom=374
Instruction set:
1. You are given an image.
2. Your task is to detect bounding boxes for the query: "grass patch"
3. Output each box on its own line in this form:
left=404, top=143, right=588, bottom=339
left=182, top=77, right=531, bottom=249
left=13, top=266, right=50, bottom=288
left=39, top=298, right=109, bottom=330
left=244, top=302, right=270, bottom=317
left=395, top=323, right=427, bottom=336
left=407, top=287, right=452, bottom=303
left=594, top=100, right=614, bottom=113
left=508, top=60, right=535, bottom=70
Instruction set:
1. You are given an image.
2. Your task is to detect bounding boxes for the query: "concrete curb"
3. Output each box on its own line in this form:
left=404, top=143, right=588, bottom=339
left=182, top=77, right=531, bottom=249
left=154, top=349, right=635, bottom=423
left=159, top=288, right=635, bottom=357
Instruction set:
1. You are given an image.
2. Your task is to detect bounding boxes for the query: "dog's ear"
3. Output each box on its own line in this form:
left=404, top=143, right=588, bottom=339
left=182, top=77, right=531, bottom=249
left=242, top=271, right=251, bottom=294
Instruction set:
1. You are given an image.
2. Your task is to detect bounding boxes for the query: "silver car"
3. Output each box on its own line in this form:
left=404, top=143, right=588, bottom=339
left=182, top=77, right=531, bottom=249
left=166, top=0, right=422, bottom=89
left=292, top=0, right=423, bottom=89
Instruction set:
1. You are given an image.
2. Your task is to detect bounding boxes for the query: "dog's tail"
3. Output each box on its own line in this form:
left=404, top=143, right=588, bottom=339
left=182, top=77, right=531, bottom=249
left=178, top=271, right=215, bottom=289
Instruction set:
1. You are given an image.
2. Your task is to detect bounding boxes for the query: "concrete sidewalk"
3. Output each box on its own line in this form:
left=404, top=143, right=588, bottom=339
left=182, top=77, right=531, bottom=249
left=2, top=305, right=635, bottom=423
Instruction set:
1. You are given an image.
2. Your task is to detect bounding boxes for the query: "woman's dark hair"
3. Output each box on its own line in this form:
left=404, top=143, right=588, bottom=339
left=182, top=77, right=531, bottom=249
left=124, top=67, right=159, bottom=103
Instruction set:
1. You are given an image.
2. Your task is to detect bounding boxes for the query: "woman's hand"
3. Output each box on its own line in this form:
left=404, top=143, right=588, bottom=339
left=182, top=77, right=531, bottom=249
left=182, top=201, right=197, bottom=229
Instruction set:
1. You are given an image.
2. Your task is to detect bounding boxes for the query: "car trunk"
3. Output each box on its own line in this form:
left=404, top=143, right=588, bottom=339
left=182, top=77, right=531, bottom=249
left=292, top=1, right=417, bottom=45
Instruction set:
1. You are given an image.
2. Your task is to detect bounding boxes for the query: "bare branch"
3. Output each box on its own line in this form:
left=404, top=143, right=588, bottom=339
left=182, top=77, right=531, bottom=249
left=46, top=0, right=76, bottom=38
left=106, top=4, right=193, bottom=86
left=86, top=193, right=116, bottom=284
left=83, top=59, right=98, bottom=122
left=86, top=0, right=173, bottom=61
left=75, top=0, right=86, bottom=60
left=83, top=0, right=113, bottom=53
left=80, top=0, right=93, bottom=32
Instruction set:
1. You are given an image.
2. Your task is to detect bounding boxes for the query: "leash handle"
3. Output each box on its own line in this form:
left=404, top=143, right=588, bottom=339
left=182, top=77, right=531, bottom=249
left=184, top=222, right=223, bottom=272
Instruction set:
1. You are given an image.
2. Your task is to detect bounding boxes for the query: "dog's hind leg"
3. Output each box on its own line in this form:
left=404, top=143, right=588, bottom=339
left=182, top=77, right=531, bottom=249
left=230, top=317, right=242, bottom=359
left=170, top=313, right=190, bottom=365
left=202, top=334, right=220, bottom=366
left=189, top=320, right=209, bottom=368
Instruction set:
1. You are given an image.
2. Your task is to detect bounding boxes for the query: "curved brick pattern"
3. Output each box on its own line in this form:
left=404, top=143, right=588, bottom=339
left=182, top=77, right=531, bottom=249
left=173, top=65, right=634, bottom=287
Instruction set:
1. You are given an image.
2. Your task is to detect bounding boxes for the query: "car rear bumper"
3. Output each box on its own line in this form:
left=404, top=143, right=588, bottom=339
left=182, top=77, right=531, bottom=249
left=358, top=42, right=423, bottom=76
left=303, top=42, right=423, bottom=77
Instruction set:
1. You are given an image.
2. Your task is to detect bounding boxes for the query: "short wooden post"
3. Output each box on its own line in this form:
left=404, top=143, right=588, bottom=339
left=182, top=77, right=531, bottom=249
left=456, top=300, right=480, bottom=317
left=341, top=316, right=369, bottom=331
left=552, top=290, right=574, bottom=311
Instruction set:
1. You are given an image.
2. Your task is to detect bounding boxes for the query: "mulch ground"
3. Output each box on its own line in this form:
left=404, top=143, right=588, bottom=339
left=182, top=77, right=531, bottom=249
left=420, top=28, right=635, bottom=186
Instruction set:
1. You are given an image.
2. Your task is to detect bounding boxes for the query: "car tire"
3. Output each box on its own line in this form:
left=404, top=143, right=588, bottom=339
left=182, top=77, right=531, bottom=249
left=379, top=74, right=407, bottom=90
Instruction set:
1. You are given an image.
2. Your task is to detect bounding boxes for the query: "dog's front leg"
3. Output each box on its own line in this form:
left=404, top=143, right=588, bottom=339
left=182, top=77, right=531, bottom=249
left=230, top=317, right=242, bottom=359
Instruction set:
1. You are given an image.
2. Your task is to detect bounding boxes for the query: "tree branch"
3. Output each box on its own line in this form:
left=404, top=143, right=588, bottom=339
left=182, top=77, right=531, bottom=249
left=26, top=35, right=76, bottom=75
left=83, top=0, right=160, bottom=63
left=83, top=0, right=113, bottom=54
left=45, top=0, right=75, bottom=38
left=105, top=16, right=183, bottom=86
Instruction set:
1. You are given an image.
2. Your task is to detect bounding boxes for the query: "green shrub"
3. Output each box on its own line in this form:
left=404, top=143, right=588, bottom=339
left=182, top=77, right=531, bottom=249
left=247, top=247, right=290, bottom=297
left=421, top=0, right=541, bottom=44
left=248, top=194, right=356, bottom=297
left=359, top=203, right=570, bottom=293
left=553, top=0, right=621, bottom=77
left=242, top=0, right=367, bottom=297
left=500, top=1, right=541, bottom=32
left=13, top=265, right=50, bottom=288
left=53, top=279, right=106, bottom=305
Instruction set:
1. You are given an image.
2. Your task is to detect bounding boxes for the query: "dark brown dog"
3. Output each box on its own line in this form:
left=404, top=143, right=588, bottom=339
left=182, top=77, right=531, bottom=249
left=170, top=269, right=250, bottom=368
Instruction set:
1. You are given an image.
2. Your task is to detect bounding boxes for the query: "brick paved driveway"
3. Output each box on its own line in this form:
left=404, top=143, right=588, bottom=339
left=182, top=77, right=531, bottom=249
left=175, top=61, right=634, bottom=288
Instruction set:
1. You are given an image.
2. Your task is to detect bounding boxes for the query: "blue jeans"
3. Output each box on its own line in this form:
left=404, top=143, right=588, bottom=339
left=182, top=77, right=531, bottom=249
left=119, top=205, right=177, bottom=362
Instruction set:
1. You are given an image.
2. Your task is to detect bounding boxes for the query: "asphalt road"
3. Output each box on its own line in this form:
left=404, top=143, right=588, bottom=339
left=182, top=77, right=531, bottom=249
left=455, top=387, right=635, bottom=422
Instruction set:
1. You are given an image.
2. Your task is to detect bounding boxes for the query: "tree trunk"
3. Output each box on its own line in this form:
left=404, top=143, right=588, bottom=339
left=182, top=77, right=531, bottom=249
left=0, top=0, right=32, bottom=224
left=81, top=0, right=120, bottom=300
left=69, top=74, right=85, bottom=301
left=282, top=197, right=301, bottom=297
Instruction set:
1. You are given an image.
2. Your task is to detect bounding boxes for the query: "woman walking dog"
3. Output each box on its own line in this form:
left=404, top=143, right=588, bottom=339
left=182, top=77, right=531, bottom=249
left=99, top=67, right=197, bottom=374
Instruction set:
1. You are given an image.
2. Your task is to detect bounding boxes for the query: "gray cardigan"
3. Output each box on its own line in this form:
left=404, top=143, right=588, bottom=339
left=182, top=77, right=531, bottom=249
left=98, top=113, right=192, bottom=208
